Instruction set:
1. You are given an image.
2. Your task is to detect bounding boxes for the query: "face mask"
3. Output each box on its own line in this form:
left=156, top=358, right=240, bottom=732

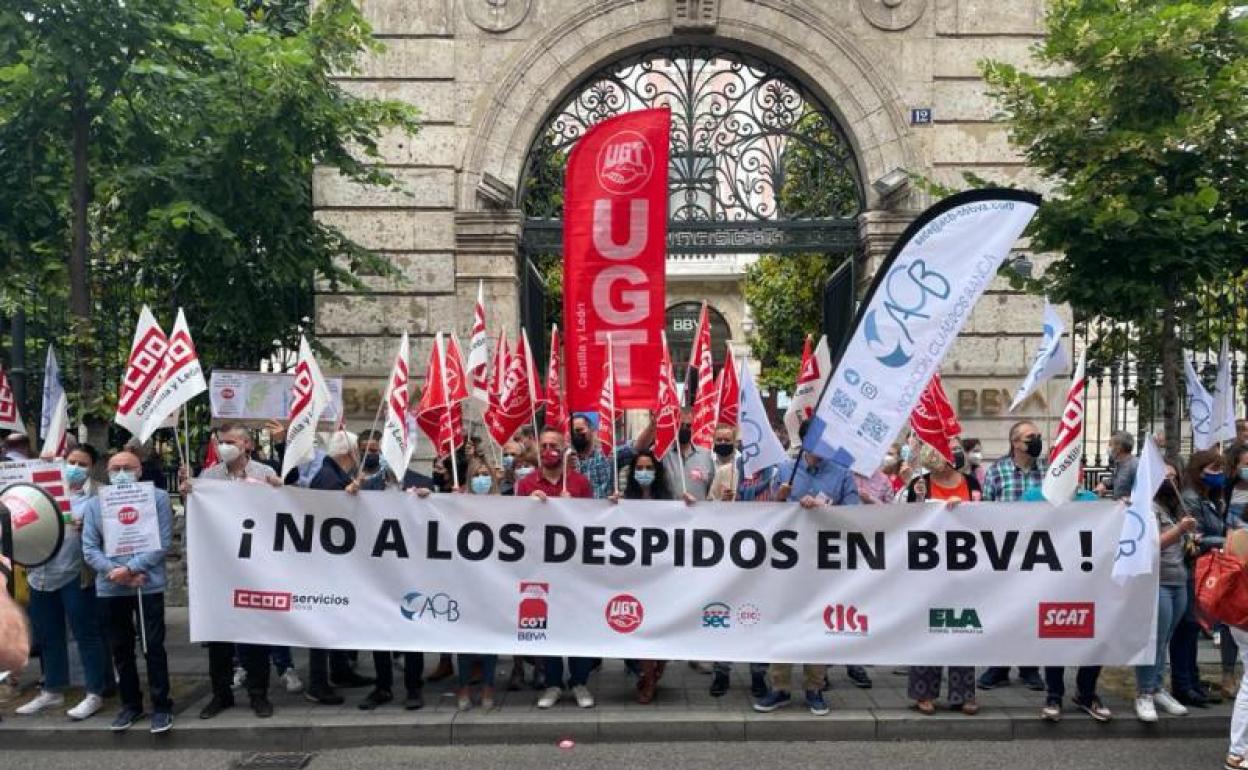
left=514, top=466, right=534, bottom=480
left=678, top=425, right=692, bottom=446
left=470, top=475, right=492, bottom=495
left=362, top=453, right=381, bottom=473
left=64, top=464, right=89, bottom=486
left=634, top=469, right=656, bottom=487
left=109, top=470, right=137, bottom=485
left=713, top=442, right=734, bottom=459
left=217, top=443, right=242, bottom=465
left=1203, top=471, right=1227, bottom=490
left=900, top=445, right=912, bottom=463
left=1239, top=467, right=1248, bottom=483
left=970, top=451, right=983, bottom=465
left=951, top=449, right=966, bottom=470
left=571, top=432, right=590, bottom=452
left=501, top=454, right=515, bottom=470
left=1025, top=436, right=1043, bottom=458
left=541, top=448, right=563, bottom=468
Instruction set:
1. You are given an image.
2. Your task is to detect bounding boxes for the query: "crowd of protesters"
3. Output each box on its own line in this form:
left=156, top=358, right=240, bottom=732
left=2, top=416, right=1247, bottom=767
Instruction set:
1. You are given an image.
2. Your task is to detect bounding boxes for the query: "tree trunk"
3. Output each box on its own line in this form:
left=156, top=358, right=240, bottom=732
left=1159, top=279, right=1181, bottom=460
left=68, top=80, right=105, bottom=446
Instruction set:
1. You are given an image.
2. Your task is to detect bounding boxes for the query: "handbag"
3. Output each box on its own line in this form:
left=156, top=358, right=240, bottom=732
left=1195, top=547, right=1248, bottom=630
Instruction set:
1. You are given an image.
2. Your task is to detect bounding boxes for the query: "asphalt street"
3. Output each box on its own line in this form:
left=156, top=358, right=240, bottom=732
left=0, top=739, right=1231, bottom=770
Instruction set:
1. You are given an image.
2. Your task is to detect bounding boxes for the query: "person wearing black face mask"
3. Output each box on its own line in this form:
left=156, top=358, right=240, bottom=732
left=978, top=420, right=1048, bottom=693
left=356, top=430, right=389, bottom=490
left=568, top=414, right=614, bottom=499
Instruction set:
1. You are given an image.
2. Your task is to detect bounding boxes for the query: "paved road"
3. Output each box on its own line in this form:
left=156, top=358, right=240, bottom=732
left=1, top=739, right=1231, bottom=770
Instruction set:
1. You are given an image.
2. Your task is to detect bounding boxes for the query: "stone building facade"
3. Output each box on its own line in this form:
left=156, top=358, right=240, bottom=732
left=314, top=0, right=1062, bottom=458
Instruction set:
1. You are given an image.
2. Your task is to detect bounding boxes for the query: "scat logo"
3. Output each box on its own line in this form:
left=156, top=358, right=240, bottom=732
left=861, top=260, right=951, bottom=368
left=596, top=130, right=654, bottom=194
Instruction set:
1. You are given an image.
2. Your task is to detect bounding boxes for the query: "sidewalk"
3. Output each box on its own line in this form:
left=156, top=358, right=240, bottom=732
left=0, top=607, right=1235, bottom=749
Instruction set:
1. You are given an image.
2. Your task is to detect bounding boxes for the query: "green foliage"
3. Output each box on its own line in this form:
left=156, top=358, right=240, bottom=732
left=743, top=253, right=844, bottom=390
left=0, top=0, right=420, bottom=417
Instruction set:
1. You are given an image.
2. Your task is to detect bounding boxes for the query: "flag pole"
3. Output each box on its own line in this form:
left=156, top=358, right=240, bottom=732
left=663, top=330, right=689, bottom=499
left=608, top=333, right=618, bottom=496
left=439, top=334, right=459, bottom=490
left=136, top=586, right=148, bottom=654
left=683, top=302, right=707, bottom=407
left=522, top=327, right=540, bottom=439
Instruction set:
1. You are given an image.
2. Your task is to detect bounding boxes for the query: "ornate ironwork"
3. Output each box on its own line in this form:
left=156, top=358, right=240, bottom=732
left=519, top=45, right=863, bottom=226
left=522, top=219, right=859, bottom=254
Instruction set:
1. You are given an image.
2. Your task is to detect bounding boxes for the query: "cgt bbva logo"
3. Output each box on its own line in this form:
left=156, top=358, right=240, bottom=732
left=823, top=604, right=869, bottom=636
left=596, top=130, right=654, bottom=194
left=606, top=593, right=644, bottom=634
left=701, top=602, right=731, bottom=629
left=517, top=582, right=548, bottom=641
left=400, top=591, right=460, bottom=622
left=861, top=260, right=951, bottom=368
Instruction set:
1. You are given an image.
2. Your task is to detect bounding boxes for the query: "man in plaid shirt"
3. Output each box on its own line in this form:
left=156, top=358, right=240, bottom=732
left=979, top=419, right=1048, bottom=692
left=569, top=414, right=615, bottom=499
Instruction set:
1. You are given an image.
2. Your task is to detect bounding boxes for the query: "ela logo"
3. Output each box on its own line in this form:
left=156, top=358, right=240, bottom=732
left=928, top=608, right=983, bottom=634
left=517, top=582, right=548, bottom=641
left=1038, top=602, right=1095, bottom=639
left=701, top=602, right=731, bottom=629
left=606, top=593, right=644, bottom=634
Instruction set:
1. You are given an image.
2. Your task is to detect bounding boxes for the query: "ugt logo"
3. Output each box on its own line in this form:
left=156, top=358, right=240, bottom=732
left=596, top=130, right=654, bottom=194
left=862, top=260, right=951, bottom=368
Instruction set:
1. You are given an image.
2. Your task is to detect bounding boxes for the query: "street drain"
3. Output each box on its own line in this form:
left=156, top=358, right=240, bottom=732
left=234, top=752, right=314, bottom=770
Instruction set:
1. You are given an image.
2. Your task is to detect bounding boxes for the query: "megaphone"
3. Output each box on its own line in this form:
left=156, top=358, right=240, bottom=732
left=0, top=482, right=65, bottom=572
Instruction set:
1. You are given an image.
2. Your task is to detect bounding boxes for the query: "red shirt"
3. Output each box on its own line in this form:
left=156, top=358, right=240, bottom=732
left=515, top=469, right=592, bottom=499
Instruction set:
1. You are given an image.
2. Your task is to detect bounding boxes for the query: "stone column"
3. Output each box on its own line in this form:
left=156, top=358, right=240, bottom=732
left=856, top=208, right=919, bottom=296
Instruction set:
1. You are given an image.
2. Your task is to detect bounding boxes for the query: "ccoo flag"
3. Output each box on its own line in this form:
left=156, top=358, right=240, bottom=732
left=803, top=189, right=1040, bottom=475
left=281, top=335, right=332, bottom=480
left=467, top=281, right=490, bottom=405
left=1041, top=350, right=1086, bottom=506
left=1010, top=301, right=1069, bottom=412
left=140, top=308, right=208, bottom=443
left=0, top=367, right=24, bottom=434
left=114, top=305, right=169, bottom=437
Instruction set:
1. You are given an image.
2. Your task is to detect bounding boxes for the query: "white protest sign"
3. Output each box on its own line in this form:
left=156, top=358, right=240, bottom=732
left=209, top=370, right=343, bottom=424
left=0, top=459, right=72, bottom=520
left=99, top=482, right=162, bottom=558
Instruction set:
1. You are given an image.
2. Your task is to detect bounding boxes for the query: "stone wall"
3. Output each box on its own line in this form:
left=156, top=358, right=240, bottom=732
left=316, top=0, right=1058, bottom=459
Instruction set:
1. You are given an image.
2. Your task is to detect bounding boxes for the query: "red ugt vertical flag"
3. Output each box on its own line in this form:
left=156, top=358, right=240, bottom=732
left=686, top=302, right=716, bottom=450
left=653, top=331, right=682, bottom=461
left=563, top=108, right=670, bottom=412
left=544, top=324, right=569, bottom=433
left=909, top=373, right=962, bottom=464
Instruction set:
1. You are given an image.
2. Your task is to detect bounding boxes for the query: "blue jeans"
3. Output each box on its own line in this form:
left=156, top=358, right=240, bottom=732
left=543, top=657, right=593, bottom=689
left=457, top=654, right=498, bottom=688
left=1169, top=578, right=1201, bottom=693
left=1136, top=583, right=1187, bottom=694
left=26, top=580, right=107, bottom=694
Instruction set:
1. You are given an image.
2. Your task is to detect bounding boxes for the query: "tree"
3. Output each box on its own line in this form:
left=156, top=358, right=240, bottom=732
left=982, top=0, right=1248, bottom=455
left=0, top=0, right=420, bottom=435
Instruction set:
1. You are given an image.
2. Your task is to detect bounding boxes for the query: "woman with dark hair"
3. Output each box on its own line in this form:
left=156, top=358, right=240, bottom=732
left=960, top=437, right=986, bottom=486
left=1169, top=449, right=1230, bottom=708
left=611, top=449, right=678, bottom=703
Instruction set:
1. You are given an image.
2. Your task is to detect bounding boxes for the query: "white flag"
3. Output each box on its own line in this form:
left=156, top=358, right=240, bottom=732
left=139, top=308, right=208, bottom=443
left=281, top=335, right=332, bottom=481
left=1183, top=354, right=1217, bottom=451
left=1113, top=435, right=1164, bottom=584
left=379, top=333, right=413, bottom=476
left=738, top=358, right=787, bottom=478
left=1212, top=337, right=1237, bottom=444
left=40, top=346, right=69, bottom=458
left=114, top=305, right=169, bottom=437
left=1010, top=301, right=1069, bottom=412
left=1042, top=351, right=1086, bottom=506
left=467, top=280, right=490, bottom=405
left=784, top=335, right=831, bottom=449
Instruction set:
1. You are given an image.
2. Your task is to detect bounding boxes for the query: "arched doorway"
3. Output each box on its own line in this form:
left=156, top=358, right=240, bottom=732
left=516, top=44, right=864, bottom=367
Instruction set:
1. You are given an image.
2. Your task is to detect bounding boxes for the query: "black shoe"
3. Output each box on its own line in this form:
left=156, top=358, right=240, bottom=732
left=710, top=671, right=730, bottom=697
left=250, top=694, right=274, bottom=718
left=750, top=671, right=769, bottom=699
left=1175, top=688, right=1210, bottom=708
left=110, top=707, right=145, bottom=732
left=303, top=687, right=345, bottom=706
left=977, top=672, right=1008, bottom=690
left=1021, top=672, right=1046, bottom=691
left=330, top=671, right=376, bottom=689
left=847, top=666, right=873, bottom=689
left=198, top=695, right=234, bottom=720
left=404, top=690, right=424, bottom=710
left=357, top=688, right=393, bottom=711
left=1197, top=683, right=1223, bottom=704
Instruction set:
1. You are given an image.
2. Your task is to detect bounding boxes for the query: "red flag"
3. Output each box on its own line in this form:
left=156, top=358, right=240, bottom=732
left=687, top=302, right=716, bottom=450
left=416, top=333, right=465, bottom=456
left=203, top=434, right=220, bottom=469
left=544, top=324, right=569, bottom=433
left=653, top=331, right=682, bottom=460
left=597, top=336, right=621, bottom=459
left=484, top=330, right=533, bottom=447
left=517, top=329, right=542, bottom=429
left=444, top=334, right=471, bottom=403
left=563, top=108, right=671, bottom=411
left=484, top=329, right=510, bottom=445
left=910, top=373, right=962, bottom=464
left=714, top=344, right=740, bottom=428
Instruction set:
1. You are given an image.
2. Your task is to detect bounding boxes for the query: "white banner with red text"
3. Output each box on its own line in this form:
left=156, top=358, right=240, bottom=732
left=187, top=481, right=1158, bottom=665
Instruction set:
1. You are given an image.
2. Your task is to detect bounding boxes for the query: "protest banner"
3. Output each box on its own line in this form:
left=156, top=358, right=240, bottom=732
left=188, top=480, right=1156, bottom=665
left=0, top=459, right=72, bottom=519
left=99, top=482, right=162, bottom=558
left=209, top=370, right=343, bottom=425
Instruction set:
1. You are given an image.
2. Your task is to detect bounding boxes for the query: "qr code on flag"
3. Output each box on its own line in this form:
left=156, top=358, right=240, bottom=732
left=830, top=388, right=857, bottom=419
left=858, top=412, right=888, bottom=443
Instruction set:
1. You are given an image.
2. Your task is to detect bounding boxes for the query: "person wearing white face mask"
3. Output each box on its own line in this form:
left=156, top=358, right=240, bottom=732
left=960, top=437, right=986, bottom=487
left=80, top=449, right=175, bottom=733
left=16, top=444, right=109, bottom=721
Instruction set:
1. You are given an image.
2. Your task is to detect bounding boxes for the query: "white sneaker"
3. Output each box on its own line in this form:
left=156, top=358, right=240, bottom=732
left=280, top=669, right=303, bottom=694
left=536, top=686, right=562, bottom=709
left=1153, top=690, right=1189, bottom=716
left=232, top=666, right=247, bottom=689
left=16, top=690, right=64, bottom=715
left=1134, top=695, right=1158, bottom=723
left=67, top=693, right=104, bottom=721
left=572, top=684, right=595, bottom=709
